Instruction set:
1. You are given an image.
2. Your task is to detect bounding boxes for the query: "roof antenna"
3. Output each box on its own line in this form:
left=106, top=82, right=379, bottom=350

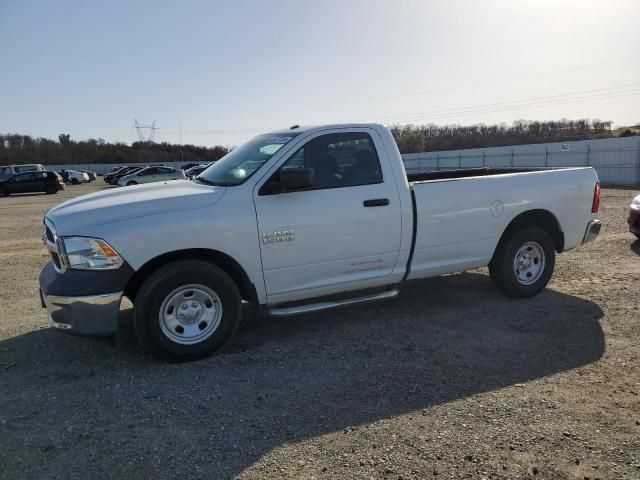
left=290, top=125, right=300, bottom=130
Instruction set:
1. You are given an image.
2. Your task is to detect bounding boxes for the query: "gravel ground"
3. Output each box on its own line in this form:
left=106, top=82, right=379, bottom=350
left=0, top=183, right=639, bottom=480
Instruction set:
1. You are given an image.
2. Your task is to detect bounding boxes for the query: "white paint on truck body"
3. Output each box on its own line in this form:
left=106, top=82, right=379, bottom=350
left=44, top=123, right=599, bottom=306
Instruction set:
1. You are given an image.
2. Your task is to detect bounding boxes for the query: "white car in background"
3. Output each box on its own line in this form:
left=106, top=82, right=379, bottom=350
left=66, top=170, right=90, bottom=184
left=0, top=164, right=45, bottom=181
left=117, top=166, right=185, bottom=186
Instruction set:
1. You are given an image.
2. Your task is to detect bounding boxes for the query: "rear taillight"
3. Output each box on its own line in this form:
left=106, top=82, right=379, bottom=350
left=591, top=181, right=601, bottom=213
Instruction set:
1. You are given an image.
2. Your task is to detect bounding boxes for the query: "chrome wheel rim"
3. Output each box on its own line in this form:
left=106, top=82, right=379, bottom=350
left=159, top=284, right=223, bottom=345
left=513, top=241, right=545, bottom=285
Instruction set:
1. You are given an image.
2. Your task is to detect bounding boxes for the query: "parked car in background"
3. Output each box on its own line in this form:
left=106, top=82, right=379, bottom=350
left=66, top=170, right=90, bottom=184
left=0, top=164, right=45, bottom=181
left=118, top=166, right=185, bottom=186
left=110, top=167, right=143, bottom=185
left=106, top=166, right=141, bottom=185
left=628, top=194, right=640, bottom=238
left=0, top=171, right=64, bottom=196
left=180, top=162, right=200, bottom=171
left=103, top=166, right=131, bottom=184
left=185, top=163, right=211, bottom=179
left=80, top=170, right=97, bottom=181
left=57, top=170, right=70, bottom=183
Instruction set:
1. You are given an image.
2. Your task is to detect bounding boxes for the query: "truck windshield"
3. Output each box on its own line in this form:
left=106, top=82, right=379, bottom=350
left=196, top=133, right=300, bottom=186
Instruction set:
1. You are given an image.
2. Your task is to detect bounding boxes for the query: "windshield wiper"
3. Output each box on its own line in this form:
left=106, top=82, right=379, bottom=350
left=194, top=176, right=218, bottom=186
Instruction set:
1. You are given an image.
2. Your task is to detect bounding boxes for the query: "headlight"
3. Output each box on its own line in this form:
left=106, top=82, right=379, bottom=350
left=62, top=237, right=123, bottom=270
left=631, top=196, right=640, bottom=210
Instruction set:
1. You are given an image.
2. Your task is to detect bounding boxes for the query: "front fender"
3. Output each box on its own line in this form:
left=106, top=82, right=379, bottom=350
left=87, top=193, right=267, bottom=304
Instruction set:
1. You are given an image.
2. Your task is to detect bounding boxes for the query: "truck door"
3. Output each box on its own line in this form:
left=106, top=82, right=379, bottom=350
left=253, top=129, right=403, bottom=304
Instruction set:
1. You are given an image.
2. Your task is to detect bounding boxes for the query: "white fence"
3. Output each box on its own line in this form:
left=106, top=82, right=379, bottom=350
left=402, top=136, right=640, bottom=186
left=46, top=136, right=640, bottom=186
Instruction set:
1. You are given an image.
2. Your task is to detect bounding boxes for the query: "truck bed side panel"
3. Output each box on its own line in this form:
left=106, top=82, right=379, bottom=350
left=408, top=167, right=598, bottom=280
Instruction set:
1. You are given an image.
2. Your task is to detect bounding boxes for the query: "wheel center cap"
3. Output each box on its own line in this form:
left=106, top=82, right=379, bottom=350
left=518, top=254, right=531, bottom=270
left=179, top=302, right=202, bottom=324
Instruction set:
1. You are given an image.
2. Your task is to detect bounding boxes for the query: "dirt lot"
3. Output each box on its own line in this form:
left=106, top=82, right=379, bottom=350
left=0, top=183, right=638, bottom=479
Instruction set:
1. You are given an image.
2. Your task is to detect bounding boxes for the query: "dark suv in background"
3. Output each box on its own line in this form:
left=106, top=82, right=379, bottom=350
left=0, top=171, right=64, bottom=196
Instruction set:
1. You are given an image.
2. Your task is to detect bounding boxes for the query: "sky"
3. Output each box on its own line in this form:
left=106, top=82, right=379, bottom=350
left=1, top=0, right=639, bottom=147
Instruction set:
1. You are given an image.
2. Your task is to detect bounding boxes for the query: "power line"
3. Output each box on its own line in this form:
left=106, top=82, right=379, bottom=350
left=279, top=56, right=640, bottom=114
left=382, top=84, right=640, bottom=119
left=157, top=84, right=640, bottom=137
left=374, top=84, right=640, bottom=123
left=376, top=87, right=640, bottom=124
left=175, top=56, right=640, bottom=119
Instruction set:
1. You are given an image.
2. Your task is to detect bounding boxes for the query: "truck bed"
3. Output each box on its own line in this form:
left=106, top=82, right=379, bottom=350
left=406, top=166, right=598, bottom=281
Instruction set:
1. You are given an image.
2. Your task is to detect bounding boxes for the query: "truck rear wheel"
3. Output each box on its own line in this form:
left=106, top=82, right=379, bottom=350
left=489, top=227, right=555, bottom=298
left=133, top=260, right=241, bottom=362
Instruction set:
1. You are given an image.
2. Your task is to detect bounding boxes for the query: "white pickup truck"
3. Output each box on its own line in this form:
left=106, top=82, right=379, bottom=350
left=39, top=124, right=601, bottom=361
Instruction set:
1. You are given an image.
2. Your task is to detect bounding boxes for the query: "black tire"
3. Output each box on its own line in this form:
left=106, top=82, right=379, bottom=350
left=45, top=186, right=57, bottom=194
left=133, top=260, right=241, bottom=362
left=1, top=189, right=8, bottom=197
left=489, top=226, right=555, bottom=298
left=126, top=181, right=137, bottom=186
left=71, top=178, right=79, bottom=185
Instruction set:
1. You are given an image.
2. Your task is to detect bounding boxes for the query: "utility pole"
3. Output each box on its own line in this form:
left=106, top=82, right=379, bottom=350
left=179, top=120, right=184, bottom=163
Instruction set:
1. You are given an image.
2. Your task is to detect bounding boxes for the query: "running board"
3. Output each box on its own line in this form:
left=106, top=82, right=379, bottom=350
left=268, top=289, right=400, bottom=317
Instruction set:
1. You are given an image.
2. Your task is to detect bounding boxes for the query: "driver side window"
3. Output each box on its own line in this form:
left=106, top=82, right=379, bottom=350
left=278, top=132, right=383, bottom=190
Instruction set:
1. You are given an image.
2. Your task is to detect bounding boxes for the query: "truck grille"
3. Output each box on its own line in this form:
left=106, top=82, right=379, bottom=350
left=43, top=218, right=65, bottom=273
left=50, top=251, right=62, bottom=270
left=45, top=225, right=55, bottom=243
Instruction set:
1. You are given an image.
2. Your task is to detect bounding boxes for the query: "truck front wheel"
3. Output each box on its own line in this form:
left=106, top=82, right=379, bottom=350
left=489, top=227, right=555, bottom=298
left=133, top=260, right=241, bottom=362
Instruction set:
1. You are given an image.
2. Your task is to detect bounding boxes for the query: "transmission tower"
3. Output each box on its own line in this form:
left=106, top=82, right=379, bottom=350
left=133, top=119, right=158, bottom=143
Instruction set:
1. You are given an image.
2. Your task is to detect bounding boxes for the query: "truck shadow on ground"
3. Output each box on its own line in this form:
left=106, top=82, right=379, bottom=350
left=0, top=272, right=604, bottom=478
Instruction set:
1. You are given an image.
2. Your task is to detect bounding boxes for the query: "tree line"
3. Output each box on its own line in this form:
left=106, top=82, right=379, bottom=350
left=0, top=133, right=229, bottom=166
left=391, top=119, right=623, bottom=154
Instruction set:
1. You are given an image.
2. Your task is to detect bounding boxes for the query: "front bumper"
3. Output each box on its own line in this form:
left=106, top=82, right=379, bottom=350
left=39, top=261, right=133, bottom=336
left=41, top=290, right=122, bottom=335
left=582, top=219, right=601, bottom=244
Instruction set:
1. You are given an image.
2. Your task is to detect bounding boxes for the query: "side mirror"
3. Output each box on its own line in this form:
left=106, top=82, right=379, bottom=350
left=279, top=167, right=315, bottom=192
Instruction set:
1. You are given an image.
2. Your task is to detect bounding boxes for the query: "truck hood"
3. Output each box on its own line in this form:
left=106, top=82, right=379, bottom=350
left=46, top=180, right=226, bottom=234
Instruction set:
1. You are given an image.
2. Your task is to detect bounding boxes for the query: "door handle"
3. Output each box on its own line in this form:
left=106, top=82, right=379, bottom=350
left=363, top=198, right=390, bottom=207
